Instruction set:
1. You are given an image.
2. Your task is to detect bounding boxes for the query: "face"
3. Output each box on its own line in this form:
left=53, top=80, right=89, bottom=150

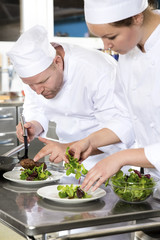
left=22, top=56, right=64, bottom=99
left=87, top=19, right=142, bottom=54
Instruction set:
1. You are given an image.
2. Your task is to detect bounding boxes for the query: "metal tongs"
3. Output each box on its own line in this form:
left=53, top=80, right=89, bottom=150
left=20, top=114, right=28, bottom=159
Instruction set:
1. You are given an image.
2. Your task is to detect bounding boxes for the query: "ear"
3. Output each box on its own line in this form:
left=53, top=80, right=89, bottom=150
left=53, top=55, right=64, bottom=70
left=133, top=13, right=144, bottom=26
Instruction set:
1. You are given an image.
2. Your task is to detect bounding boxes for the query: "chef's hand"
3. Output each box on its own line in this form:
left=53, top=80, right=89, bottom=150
left=68, top=137, right=95, bottom=163
left=16, top=120, right=43, bottom=143
left=33, top=137, right=69, bottom=163
left=81, top=153, right=122, bottom=192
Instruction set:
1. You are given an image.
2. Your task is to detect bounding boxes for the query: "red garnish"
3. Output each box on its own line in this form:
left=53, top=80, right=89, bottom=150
left=134, top=170, right=142, bottom=178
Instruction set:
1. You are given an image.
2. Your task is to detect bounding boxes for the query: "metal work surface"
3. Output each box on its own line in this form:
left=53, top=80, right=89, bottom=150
left=0, top=167, right=160, bottom=239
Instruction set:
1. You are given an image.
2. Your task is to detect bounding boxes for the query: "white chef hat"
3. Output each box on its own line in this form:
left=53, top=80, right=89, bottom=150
left=7, top=25, right=56, bottom=78
left=84, top=0, right=148, bottom=24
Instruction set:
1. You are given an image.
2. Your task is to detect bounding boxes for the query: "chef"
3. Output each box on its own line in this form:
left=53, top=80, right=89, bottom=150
left=7, top=25, right=130, bottom=170
left=68, top=0, right=160, bottom=191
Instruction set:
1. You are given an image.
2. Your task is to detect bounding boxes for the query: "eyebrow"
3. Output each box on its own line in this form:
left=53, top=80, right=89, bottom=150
left=101, top=33, right=115, bottom=38
left=39, top=76, right=50, bottom=83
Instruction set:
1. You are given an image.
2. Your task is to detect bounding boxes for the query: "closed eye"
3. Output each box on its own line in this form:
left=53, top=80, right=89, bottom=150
left=102, top=35, right=117, bottom=40
left=39, top=77, right=50, bottom=84
left=108, top=36, right=116, bottom=40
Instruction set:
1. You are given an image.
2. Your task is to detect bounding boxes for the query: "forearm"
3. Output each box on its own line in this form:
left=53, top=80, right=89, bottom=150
left=117, top=148, right=154, bottom=169
left=88, top=128, right=121, bottom=149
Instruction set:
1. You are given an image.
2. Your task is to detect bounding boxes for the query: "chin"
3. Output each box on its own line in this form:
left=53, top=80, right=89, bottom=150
left=44, top=95, right=54, bottom=99
left=117, top=50, right=129, bottom=55
left=43, top=93, right=58, bottom=99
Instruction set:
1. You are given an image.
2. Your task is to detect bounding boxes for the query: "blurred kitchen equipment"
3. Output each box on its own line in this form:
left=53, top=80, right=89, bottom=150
left=0, top=53, right=2, bottom=91
left=8, top=63, right=14, bottom=90
left=0, top=143, right=26, bottom=174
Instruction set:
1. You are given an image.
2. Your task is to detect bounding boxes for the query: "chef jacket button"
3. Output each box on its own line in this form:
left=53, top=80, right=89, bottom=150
left=151, top=61, right=155, bottom=66
left=133, top=116, right=137, bottom=120
left=150, top=122, right=155, bottom=128
left=65, top=112, right=68, bottom=116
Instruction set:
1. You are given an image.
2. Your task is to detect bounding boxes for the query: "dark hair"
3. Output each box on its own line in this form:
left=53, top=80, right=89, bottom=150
left=148, top=0, right=158, bottom=9
left=110, top=17, right=133, bottom=27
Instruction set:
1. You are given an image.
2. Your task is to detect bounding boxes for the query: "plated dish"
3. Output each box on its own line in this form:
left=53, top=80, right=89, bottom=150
left=3, top=170, right=64, bottom=185
left=37, top=184, right=106, bottom=204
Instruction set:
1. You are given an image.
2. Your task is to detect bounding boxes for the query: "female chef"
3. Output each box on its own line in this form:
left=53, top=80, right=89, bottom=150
left=68, top=0, right=160, bottom=191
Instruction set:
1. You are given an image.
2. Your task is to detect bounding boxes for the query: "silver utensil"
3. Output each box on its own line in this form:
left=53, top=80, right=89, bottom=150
left=20, top=114, right=28, bottom=159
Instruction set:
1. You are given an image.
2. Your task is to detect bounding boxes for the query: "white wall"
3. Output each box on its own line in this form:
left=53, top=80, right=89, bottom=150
left=20, top=0, right=53, bottom=38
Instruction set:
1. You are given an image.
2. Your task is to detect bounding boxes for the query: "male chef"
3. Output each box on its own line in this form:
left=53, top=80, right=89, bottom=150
left=7, top=25, right=129, bottom=170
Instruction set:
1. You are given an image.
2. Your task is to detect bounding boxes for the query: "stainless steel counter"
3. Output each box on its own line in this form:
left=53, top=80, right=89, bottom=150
left=0, top=167, right=160, bottom=240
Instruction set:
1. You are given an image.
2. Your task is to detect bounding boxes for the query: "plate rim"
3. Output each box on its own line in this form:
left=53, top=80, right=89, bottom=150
left=3, top=170, right=64, bottom=185
left=37, top=184, right=106, bottom=204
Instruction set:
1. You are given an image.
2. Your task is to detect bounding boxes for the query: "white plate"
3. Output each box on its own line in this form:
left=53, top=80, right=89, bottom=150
left=3, top=170, right=64, bottom=185
left=37, top=184, right=106, bottom=204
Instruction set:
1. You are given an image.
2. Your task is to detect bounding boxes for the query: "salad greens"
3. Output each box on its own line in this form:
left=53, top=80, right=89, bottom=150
left=110, top=169, right=156, bottom=203
left=57, top=184, right=92, bottom=199
left=64, top=147, right=88, bottom=180
left=20, top=163, right=52, bottom=181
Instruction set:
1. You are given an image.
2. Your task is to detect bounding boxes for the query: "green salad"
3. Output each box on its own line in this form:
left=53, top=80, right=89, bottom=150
left=57, top=184, right=92, bottom=199
left=20, top=163, right=52, bottom=181
left=64, top=147, right=88, bottom=180
left=110, top=169, right=156, bottom=203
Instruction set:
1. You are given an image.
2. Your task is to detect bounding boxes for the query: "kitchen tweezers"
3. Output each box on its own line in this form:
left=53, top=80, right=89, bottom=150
left=20, top=114, right=28, bottom=159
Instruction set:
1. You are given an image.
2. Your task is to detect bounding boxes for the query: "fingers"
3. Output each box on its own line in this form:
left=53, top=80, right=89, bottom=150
left=23, top=123, right=31, bottom=142
left=81, top=169, right=100, bottom=191
left=33, top=145, right=51, bottom=161
left=50, top=156, right=62, bottom=163
left=16, top=121, right=34, bottom=143
left=49, top=150, right=65, bottom=163
left=81, top=172, right=106, bottom=192
left=33, top=152, right=44, bottom=162
left=91, top=176, right=107, bottom=191
left=69, top=148, right=81, bottom=160
left=81, top=162, right=108, bottom=192
left=80, top=145, right=92, bottom=161
left=23, top=122, right=31, bottom=129
left=63, top=155, right=69, bottom=163
left=16, top=122, right=24, bottom=143
left=67, top=138, right=91, bottom=161
left=34, top=141, right=67, bottom=164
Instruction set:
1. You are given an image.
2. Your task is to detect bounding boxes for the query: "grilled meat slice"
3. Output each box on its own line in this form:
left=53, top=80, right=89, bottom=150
left=20, top=158, right=47, bottom=170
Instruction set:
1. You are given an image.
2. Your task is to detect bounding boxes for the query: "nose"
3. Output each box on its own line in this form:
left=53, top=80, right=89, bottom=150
left=102, top=39, right=113, bottom=50
left=30, top=84, right=44, bottom=95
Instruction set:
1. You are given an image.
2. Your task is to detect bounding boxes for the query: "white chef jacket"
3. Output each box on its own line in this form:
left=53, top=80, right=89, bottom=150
left=22, top=43, right=133, bottom=170
left=107, top=24, right=160, bottom=178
